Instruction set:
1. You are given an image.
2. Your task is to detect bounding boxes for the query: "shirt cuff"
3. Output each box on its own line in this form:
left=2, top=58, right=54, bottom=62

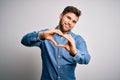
left=37, top=32, right=42, bottom=41
left=37, top=29, right=48, bottom=41
left=73, top=49, right=84, bottom=63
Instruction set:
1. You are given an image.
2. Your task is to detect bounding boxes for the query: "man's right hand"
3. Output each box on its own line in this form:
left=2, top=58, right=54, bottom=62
left=39, top=29, right=63, bottom=46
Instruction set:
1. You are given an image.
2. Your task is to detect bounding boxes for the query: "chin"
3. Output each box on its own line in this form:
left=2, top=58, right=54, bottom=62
left=63, top=29, right=71, bottom=33
left=59, top=25, right=70, bottom=33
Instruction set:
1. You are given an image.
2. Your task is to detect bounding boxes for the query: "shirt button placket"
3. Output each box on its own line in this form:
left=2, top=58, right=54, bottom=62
left=58, top=76, right=61, bottom=80
left=58, top=53, right=61, bottom=80
left=58, top=65, right=60, bottom=68
left=58, top=36, right=62, bottom=80
left=58, top=55, right=61, bottom=80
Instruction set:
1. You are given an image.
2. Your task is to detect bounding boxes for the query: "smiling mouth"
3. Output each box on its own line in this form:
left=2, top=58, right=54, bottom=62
left=64, top=23, right=70, bottom=29
left=65, top=25, right=69, bottom=29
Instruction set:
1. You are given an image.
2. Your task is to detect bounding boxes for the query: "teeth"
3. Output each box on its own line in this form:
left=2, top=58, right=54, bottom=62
left=64, top=23, right=70, bottom=28
left=65, top=24, right=69, bottom=28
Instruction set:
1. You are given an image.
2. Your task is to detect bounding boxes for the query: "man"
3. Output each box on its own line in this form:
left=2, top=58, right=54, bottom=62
left=21, top=6, right=90, bottom=80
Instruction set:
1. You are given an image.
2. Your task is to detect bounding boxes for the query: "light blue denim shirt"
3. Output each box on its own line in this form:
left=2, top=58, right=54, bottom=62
left=21, top=28, right=90, bottom=80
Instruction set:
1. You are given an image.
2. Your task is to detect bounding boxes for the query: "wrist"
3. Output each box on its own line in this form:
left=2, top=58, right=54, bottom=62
left=70, top=49, right=77, bottom=56
left=39, top=32, right=45, bottom=40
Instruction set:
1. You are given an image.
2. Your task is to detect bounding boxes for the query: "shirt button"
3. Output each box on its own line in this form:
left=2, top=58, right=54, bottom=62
left=58, top=55, right=61, bottom=58
left=58, top=76, right=60, bottom=79
left=58, top=66, right=60, bottom=68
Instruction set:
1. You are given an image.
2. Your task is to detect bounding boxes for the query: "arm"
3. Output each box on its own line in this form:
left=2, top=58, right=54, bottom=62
left=21, top=29, right=63, bottom=47
left=57, top=34, right=91, bottom=64
left=73, top=37, right=91, bottom=64
left=21, top=31, right=44, bottom=47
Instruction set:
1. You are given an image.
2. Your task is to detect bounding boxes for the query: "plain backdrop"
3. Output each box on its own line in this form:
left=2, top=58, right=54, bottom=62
left=0, top=0, right=120, bottom=80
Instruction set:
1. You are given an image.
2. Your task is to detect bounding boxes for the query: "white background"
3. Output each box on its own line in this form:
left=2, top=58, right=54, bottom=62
left=0, top=0, right=120, bottom=80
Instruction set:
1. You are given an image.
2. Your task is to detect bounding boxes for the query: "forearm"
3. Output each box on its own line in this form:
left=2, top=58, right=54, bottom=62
left=73, top=36, right=91, bottom=64
left=73, top=49, right=91, bottom=64
left=21, top=31, right=41, bottom=47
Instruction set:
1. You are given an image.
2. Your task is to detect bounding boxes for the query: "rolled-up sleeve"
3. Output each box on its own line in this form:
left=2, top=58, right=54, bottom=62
left=73, top=49, right=90, bottom=64
left=72, top=35, right=91, bottom=64
left=21, top=29, right=48, bottom=47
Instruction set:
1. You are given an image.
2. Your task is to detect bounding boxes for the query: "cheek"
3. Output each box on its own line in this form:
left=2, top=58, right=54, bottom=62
left=62, top=17, right=68, bottom=23
left=61, top=19, right=66, bottom=25
left=64, top=18, right=69, bottom=23
left=72, top=23, right=76, bottom=27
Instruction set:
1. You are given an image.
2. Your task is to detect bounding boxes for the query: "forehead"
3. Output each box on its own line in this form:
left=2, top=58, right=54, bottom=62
left=64, top=12, right=79, bottom=21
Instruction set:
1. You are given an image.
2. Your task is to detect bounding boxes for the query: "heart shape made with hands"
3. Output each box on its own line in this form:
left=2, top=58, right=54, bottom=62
left=53, top=34, right=69, bottom=47
left=42, top=29, right=64, bottom=46
left=51, top=33, right=75, bottom=51
left=51, top=33, right=77, bottom=55
left=42, top=29, right=76, bottom=53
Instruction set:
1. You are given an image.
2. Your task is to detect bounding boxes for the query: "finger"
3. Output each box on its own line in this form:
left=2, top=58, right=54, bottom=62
left=53, top=29, right=63, bottom=36
left=57, top=44, right=70, bottom=52
left=47, top=29, right=55, bottom=34
left=50, top=38, right=58, bottom=46
left=64, top=34, right=74, bottom=40
left=62, top=34, right=70, bottom=40
left=56, top=44, right=65, bottom=48
left=56, top=30, right=63, bottom=36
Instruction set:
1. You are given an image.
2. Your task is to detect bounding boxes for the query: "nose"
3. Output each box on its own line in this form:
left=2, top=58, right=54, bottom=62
left=68, top=20, right=72, bottom=25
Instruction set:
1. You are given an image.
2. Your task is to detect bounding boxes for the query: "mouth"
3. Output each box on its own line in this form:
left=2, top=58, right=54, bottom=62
left=64, top=23, right=70, bottom=29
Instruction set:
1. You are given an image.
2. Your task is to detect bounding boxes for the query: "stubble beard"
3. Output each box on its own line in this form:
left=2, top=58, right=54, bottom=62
left=58, top=20, right=71, bottom=34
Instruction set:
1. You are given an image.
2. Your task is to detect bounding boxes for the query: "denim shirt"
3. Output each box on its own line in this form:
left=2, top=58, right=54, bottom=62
left=21, top=28, right=90, bottom=80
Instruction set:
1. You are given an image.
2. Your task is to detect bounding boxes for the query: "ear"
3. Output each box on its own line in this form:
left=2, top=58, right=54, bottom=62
left=59, top=13, right=63, bottom=20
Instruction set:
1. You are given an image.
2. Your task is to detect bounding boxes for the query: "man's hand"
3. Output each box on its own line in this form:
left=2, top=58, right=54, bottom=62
left=57, top=34, right=77, bottom=56
left=40, top=29, right=63, bottom=46
left=40, top=29, right=77, bottom=56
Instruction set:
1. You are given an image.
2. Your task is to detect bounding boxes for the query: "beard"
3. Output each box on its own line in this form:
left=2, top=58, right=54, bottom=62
left=58, top=20, right=71, bottom=33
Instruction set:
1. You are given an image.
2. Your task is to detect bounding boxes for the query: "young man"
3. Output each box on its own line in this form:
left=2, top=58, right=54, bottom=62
left=21, top=6, right=90, bottom=80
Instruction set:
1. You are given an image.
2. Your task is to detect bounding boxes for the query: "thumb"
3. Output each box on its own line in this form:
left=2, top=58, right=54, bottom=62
left=50, top=38, right=58, bottom=46
left=56, top=44, right=65, bottom=48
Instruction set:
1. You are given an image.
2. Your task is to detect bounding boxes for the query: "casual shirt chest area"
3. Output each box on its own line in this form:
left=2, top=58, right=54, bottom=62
left=42, top=34, right=75, bottom=65
left=54, top=34, right=68, bottom=45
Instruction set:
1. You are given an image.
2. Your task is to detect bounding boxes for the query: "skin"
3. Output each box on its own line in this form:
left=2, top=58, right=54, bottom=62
left=40, top=12, right=79, bottom=56
left=58, top=12, right=78, bottom=33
